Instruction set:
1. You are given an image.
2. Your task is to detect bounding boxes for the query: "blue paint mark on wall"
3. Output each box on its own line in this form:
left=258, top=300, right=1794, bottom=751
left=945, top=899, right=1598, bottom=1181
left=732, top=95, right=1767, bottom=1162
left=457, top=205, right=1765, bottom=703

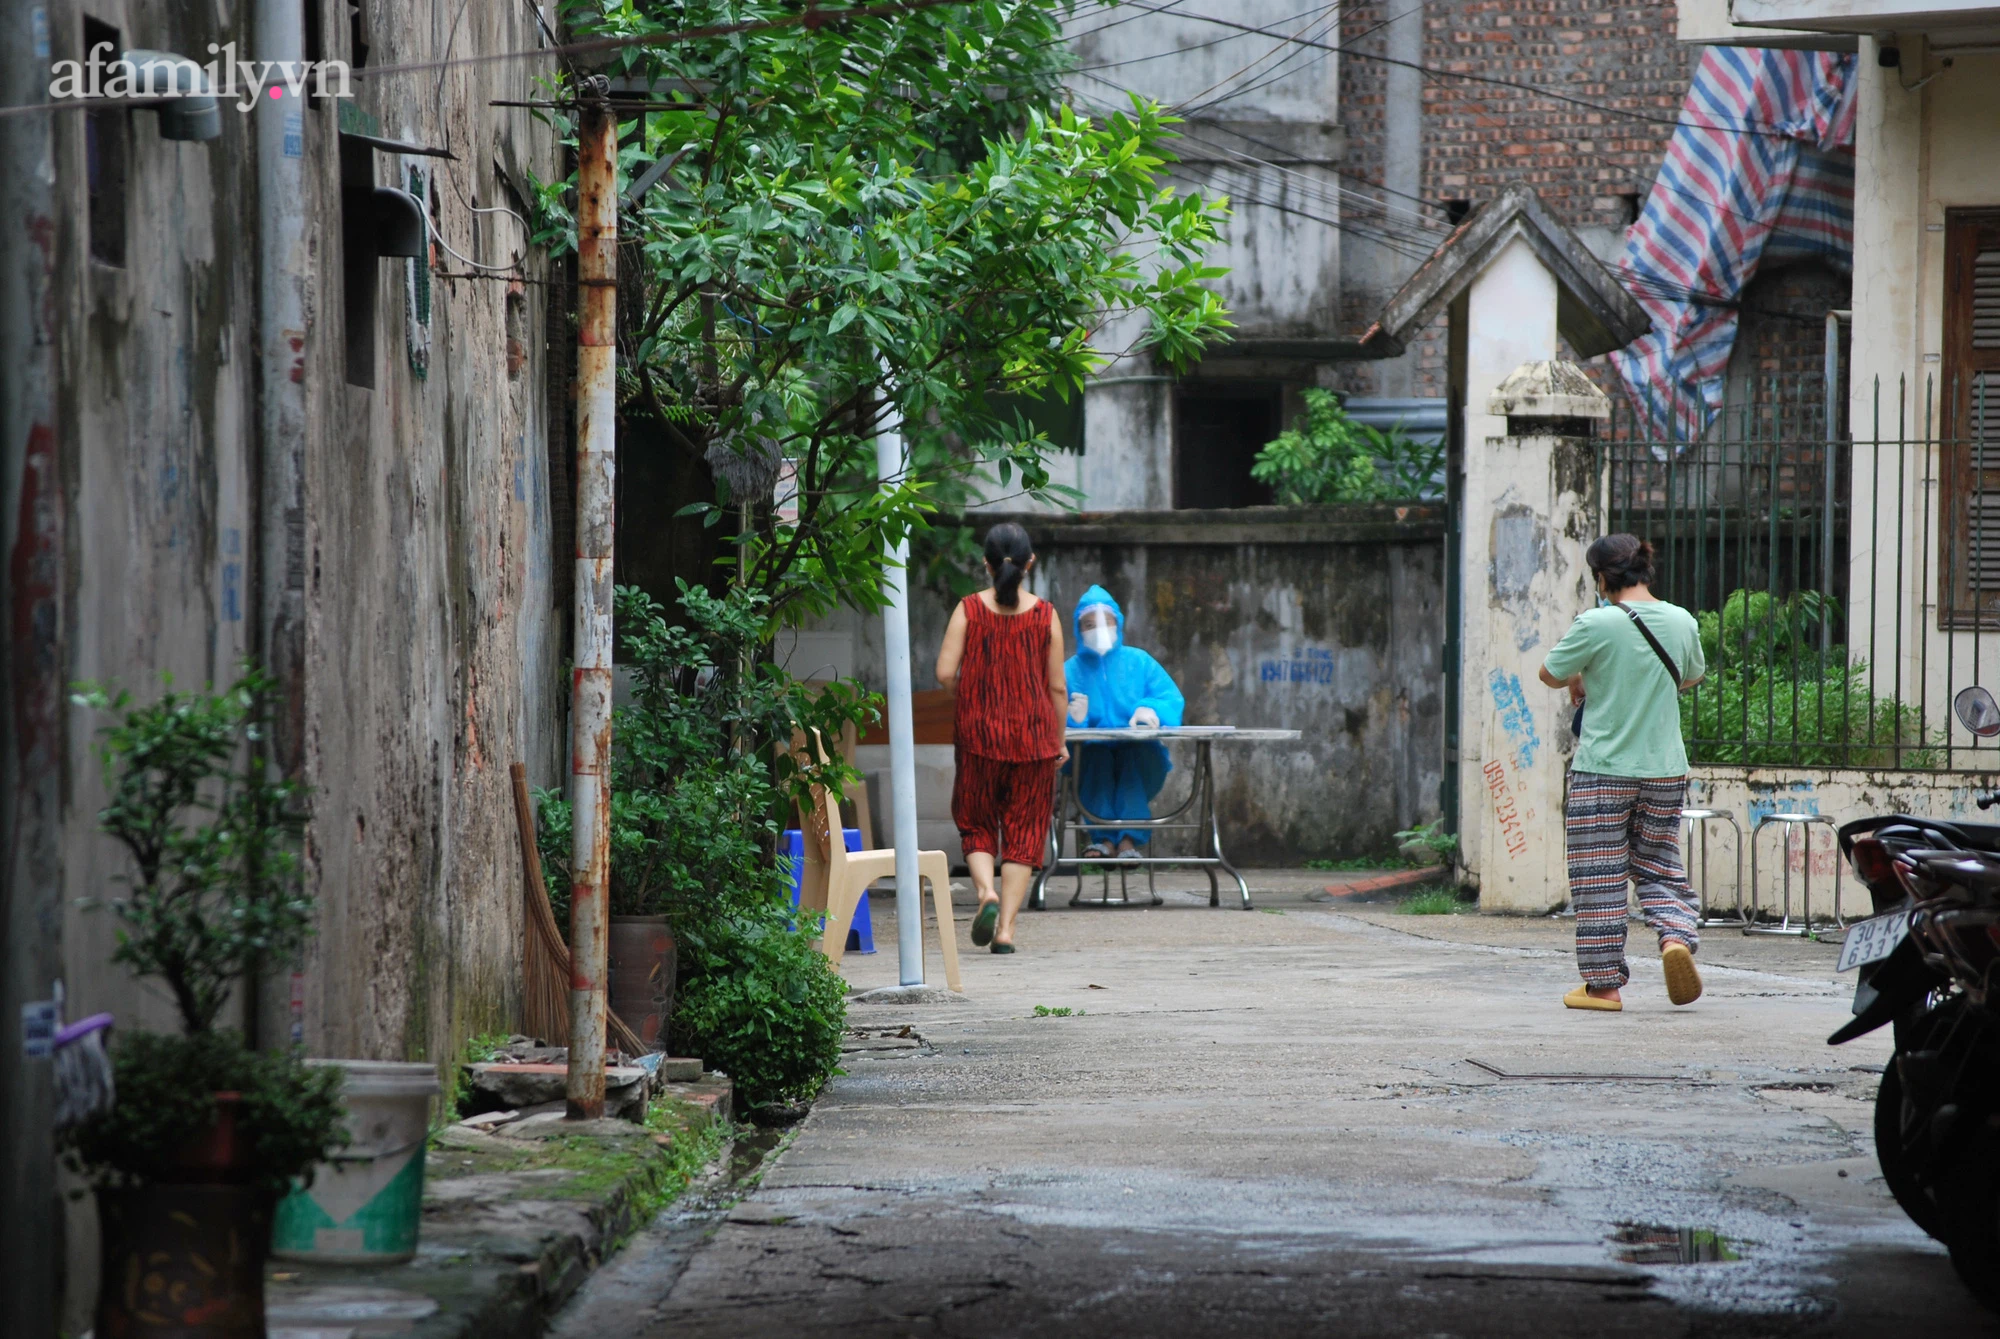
left=1260, top=647, right=1335, bottom=685
left=221, top=528, right=242, bottom=621
left=1489, top=668, right=1540, bottom=770
left=1514, top=626, right=1541, bottom=653
left=513, top=458, right=528, bottom=502
left=1746, top=782, right=1818, bottom=830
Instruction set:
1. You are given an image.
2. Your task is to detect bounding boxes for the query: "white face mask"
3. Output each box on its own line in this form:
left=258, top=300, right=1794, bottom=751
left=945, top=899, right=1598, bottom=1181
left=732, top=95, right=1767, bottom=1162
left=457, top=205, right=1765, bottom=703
left=1083, top=624, right=1117, bottom=655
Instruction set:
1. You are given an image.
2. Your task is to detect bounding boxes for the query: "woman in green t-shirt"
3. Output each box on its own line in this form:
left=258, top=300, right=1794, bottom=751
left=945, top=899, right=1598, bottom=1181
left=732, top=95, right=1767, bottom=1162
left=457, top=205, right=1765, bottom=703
left=1538, top=534, right=1707, bottom=1015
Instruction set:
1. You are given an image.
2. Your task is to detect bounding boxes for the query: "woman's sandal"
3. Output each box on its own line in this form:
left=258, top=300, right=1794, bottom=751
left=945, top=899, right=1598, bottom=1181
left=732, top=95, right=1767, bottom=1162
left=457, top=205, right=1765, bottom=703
left=990, top=942, right=1016, bottom=955
left=970, top=900, right=999, bottom=948
left=1080, top=844, right=1111, bottom=860
left=1662, top=943, right=1703, bottom=1006
left=1564, top=985, right=1622, bottom=1012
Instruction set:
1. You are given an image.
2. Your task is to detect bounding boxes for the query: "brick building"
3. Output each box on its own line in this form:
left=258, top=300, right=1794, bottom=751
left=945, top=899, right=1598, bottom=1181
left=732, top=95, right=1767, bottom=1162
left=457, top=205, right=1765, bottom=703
left=1337, top=1, right=1697, bottom=399
left=1334, top=1, right=1849, bottom=411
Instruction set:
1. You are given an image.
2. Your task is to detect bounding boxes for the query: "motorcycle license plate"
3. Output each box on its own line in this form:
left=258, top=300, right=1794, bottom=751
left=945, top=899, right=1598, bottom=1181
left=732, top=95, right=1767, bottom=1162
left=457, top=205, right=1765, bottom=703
left=1836, top=910, right=1911, bottom=973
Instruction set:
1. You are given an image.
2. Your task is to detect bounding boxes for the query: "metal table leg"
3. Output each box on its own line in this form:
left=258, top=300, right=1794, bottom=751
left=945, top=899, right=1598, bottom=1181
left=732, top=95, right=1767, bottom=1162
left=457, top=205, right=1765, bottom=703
left=1198, top=740, right=1252, bottom=910
left=1030, top=737, right=1250, bottom=910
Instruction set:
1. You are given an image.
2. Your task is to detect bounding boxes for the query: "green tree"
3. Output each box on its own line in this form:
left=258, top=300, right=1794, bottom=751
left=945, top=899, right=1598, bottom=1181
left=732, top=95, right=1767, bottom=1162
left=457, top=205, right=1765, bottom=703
left=533, top=0, right=1232, bottom=623
left=1249, top=388, right=1443, bottom=506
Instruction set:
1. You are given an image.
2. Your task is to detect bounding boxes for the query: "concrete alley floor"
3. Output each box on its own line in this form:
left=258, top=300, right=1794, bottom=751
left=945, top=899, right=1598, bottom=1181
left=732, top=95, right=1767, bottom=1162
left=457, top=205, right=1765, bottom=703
left=568, top=870, right=2000, bottom=1338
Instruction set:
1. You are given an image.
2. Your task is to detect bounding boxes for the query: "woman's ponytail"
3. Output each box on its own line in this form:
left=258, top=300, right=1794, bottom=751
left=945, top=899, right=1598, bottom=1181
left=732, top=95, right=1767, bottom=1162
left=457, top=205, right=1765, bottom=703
left=982, top=522, right=1034, bottom=609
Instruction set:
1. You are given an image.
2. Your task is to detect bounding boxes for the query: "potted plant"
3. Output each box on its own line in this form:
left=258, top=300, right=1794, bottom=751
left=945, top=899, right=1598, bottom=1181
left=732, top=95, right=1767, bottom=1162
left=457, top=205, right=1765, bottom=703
left=61, top=668, right=346, bottom=1339
left=536, top=585, right=869, bottom=1063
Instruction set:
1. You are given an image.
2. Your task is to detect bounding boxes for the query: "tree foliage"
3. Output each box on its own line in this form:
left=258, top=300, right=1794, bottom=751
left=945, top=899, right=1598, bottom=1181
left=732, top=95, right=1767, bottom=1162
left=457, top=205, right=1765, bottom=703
left=535, top=584, right=861, bottom=1104
left=533, top=0, right=1232, bottom=621
left=1249, top=388, right=1444, bottom=506
left=537, top=583, right=873, bottom=923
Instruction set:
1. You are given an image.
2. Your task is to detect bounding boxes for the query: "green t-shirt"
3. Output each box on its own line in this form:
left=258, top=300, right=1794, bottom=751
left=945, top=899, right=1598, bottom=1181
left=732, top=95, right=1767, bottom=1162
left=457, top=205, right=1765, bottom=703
left=1542, top=601, right=1705, bottom=778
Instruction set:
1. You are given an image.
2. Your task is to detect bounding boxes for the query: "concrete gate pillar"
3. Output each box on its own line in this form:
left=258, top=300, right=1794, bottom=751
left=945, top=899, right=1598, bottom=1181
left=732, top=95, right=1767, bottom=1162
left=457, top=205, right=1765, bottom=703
left=1458, top=360, right=1608, bottom=912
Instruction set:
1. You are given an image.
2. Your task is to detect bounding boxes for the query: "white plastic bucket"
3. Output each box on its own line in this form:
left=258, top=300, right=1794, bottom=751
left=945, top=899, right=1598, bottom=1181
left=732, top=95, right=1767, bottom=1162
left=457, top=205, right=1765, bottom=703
left=271, top=1060, right=439, bottom=1264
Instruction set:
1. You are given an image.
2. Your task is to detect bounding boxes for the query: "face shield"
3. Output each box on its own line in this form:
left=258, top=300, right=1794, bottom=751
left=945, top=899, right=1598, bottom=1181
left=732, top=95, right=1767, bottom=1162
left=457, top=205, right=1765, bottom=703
left=1079, top=605, right=1118, bottom=655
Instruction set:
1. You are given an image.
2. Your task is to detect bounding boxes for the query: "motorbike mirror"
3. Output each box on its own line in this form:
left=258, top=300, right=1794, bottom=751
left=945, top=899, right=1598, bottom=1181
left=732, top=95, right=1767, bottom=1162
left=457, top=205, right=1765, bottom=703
left=1956, top=686, right=2000, bottom=738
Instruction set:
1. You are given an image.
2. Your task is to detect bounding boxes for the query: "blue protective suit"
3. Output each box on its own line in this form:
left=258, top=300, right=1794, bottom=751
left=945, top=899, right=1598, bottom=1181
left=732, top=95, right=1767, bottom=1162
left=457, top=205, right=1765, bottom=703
left=1063, top=586, right=1185, bottom=847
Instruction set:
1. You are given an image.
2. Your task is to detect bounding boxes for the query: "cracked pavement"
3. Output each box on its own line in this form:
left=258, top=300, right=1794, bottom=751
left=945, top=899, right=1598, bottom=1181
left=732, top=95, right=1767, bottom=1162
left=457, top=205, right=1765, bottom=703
left=564, top=872, right=2000, bottom=1337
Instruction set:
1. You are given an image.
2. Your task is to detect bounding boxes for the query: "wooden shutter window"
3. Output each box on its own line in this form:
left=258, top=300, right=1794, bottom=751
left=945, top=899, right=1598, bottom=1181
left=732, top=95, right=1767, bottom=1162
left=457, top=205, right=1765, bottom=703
left=1977, top=247, right=2000, bottom=349
left=1942, top=210, right=2000, bottom=623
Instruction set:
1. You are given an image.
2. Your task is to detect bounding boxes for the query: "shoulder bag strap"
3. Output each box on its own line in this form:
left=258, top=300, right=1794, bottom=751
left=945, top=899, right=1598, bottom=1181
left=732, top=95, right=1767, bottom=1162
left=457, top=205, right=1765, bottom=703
left=1614, top=602, right=1681, bottom=687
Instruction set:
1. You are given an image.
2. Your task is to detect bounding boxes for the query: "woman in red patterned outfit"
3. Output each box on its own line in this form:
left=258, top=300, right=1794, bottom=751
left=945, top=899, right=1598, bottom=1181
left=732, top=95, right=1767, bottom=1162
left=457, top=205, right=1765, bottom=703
left=934, top=523, right=1070, bottom=954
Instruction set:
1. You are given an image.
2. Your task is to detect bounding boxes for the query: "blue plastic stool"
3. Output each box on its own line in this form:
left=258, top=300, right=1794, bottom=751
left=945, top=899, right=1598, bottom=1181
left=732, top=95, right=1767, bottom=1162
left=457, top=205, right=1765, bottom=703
left=783, top=828, right=874, bottom=954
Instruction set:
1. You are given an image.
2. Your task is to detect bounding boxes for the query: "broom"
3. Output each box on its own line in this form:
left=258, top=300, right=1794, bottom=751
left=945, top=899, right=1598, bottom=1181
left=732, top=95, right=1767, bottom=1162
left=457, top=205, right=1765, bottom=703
left=511, top=763, right=645, bottom=1058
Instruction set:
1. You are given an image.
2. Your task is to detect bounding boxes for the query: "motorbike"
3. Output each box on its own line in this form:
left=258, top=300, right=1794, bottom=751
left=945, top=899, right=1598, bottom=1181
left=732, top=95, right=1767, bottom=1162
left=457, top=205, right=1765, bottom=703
left=1830, top=684, right=2000, bottom=1310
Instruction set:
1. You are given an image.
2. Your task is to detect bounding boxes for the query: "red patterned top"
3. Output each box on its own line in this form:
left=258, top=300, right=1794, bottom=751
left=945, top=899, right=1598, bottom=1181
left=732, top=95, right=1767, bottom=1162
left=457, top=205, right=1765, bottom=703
left=952, top=595, right=1062, bottom=762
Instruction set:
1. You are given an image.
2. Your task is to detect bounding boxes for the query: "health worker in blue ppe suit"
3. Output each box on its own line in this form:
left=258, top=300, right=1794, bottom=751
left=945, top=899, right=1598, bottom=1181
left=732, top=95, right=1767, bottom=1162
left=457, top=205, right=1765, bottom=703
left=1063, top=586, right=1185, bottom=858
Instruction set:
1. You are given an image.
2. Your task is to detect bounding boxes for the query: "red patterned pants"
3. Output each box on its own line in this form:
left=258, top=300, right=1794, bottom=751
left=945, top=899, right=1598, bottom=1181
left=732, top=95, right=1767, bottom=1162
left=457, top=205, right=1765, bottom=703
left=952, top=750, right=1058, bottom=868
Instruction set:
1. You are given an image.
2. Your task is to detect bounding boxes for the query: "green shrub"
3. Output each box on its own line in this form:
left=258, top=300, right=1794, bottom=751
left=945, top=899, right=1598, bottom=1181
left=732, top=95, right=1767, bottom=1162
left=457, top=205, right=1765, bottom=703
left=670, top=908, right=847, bottom=1108
left=72, top=667, right=311, bottom=1033
left=537, top=583, right=864, bottom=1106
left=1393, top=819, right=1460, bottom=866
left=537, top=583, right=873, bottom=928
left=1250, top=389, right=1443, bottom=505
left=1682, top=590, right=1938, bottom=767
left=65, top=668, right=346, bottom=1190
left=61, top=1030, right=348, bottom=1192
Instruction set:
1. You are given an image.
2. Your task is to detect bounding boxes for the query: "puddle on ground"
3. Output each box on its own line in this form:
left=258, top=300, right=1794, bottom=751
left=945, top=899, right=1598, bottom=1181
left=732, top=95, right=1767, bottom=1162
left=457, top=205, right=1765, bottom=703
left=1611, top=1223, right=1742, bottom=1265
left=729, top=1126, right=788, bottom=1183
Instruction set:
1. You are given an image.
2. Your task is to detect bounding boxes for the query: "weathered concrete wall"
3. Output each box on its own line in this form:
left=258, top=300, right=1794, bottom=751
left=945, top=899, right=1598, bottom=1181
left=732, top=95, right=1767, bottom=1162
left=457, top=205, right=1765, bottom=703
left=1685, top=766, right=2000, bottom=925
left=823, top=506, right=1447, bottom=862
left=1052, top=3, right=1347, bottom=512
left=38, top=3, right=561, bottom=1321
left=50, top=0, right=267, bottom=1050
left=298, top=3, right=563, bottom=1071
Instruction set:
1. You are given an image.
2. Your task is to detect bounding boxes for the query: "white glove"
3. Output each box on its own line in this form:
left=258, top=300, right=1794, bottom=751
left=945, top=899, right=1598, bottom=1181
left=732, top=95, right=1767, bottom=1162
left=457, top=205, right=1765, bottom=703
left=1069, top=693, right=1089, bottom=724
left=1129, top=706, right=1160, bottom=729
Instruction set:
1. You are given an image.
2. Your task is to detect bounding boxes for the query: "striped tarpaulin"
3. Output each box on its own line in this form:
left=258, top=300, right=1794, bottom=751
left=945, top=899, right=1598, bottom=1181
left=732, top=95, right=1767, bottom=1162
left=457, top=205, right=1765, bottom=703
left=1609, top=47, right=1858, bottom=440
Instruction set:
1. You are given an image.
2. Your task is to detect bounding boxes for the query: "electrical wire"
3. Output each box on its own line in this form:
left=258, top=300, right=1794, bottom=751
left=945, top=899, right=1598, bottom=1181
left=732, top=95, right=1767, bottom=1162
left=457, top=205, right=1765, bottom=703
left=0, top=0, right=996, bottom=118
left=1070, top=3, right=1332, bottom=72
left=1174, top=1, right=1365, bottom=120
left=1041, top=0, right=1194, bottom=50
left=1073, top=84, right=1453, bottom=251
left=1107, top=0, right=1814, bottom=139
left=1169, top=2, right=1345, bottom=113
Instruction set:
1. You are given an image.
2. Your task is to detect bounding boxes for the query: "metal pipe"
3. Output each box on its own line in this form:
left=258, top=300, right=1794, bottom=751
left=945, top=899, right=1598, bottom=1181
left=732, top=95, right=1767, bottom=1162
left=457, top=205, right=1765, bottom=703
left=1823, top=310, right=1842, bottom=654
left=0, top=5, right=66, bottom=1327
left=255, top=0, right=309, bottom=1049
left=874, top=412, right=925, bottom=986
left=567, top=88, right=617, bottom=1119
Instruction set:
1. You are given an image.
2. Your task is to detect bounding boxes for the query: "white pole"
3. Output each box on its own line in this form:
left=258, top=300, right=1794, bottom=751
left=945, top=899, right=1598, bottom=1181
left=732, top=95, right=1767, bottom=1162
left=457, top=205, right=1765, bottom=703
left=874, top=416, right=925, bottom=986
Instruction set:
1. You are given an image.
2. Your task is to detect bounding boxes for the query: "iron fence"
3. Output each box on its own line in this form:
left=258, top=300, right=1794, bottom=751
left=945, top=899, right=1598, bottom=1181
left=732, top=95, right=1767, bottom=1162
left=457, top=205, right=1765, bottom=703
left=1604, top=372, right=1999, bottom=772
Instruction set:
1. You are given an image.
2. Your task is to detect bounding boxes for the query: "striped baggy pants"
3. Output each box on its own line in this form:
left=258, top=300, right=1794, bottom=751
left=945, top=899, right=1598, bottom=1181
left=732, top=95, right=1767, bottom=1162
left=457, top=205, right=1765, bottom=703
left=1566, top=772, right=1699, bottom=989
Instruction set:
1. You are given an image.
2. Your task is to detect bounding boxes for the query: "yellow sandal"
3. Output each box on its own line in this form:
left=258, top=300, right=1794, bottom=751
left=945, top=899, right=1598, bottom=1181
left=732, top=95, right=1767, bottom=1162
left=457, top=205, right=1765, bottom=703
left=1564, top=985, right=1623, bottom=1012
left=1662, top=943, right=1703, bottom=1006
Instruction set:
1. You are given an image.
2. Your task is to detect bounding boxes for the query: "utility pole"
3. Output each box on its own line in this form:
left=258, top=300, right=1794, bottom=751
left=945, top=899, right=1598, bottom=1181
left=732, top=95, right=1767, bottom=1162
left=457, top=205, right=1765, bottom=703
left=567, top=80, right=617, bottom=1120
left=874, top=412, right=926, bottom=986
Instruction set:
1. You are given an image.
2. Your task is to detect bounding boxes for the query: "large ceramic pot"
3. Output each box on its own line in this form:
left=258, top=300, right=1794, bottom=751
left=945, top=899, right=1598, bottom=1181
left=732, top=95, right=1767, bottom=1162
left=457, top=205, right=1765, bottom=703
left=96, top=1183, right=274, bottom=1339
left=608, top=915, right=677, bottom=1052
